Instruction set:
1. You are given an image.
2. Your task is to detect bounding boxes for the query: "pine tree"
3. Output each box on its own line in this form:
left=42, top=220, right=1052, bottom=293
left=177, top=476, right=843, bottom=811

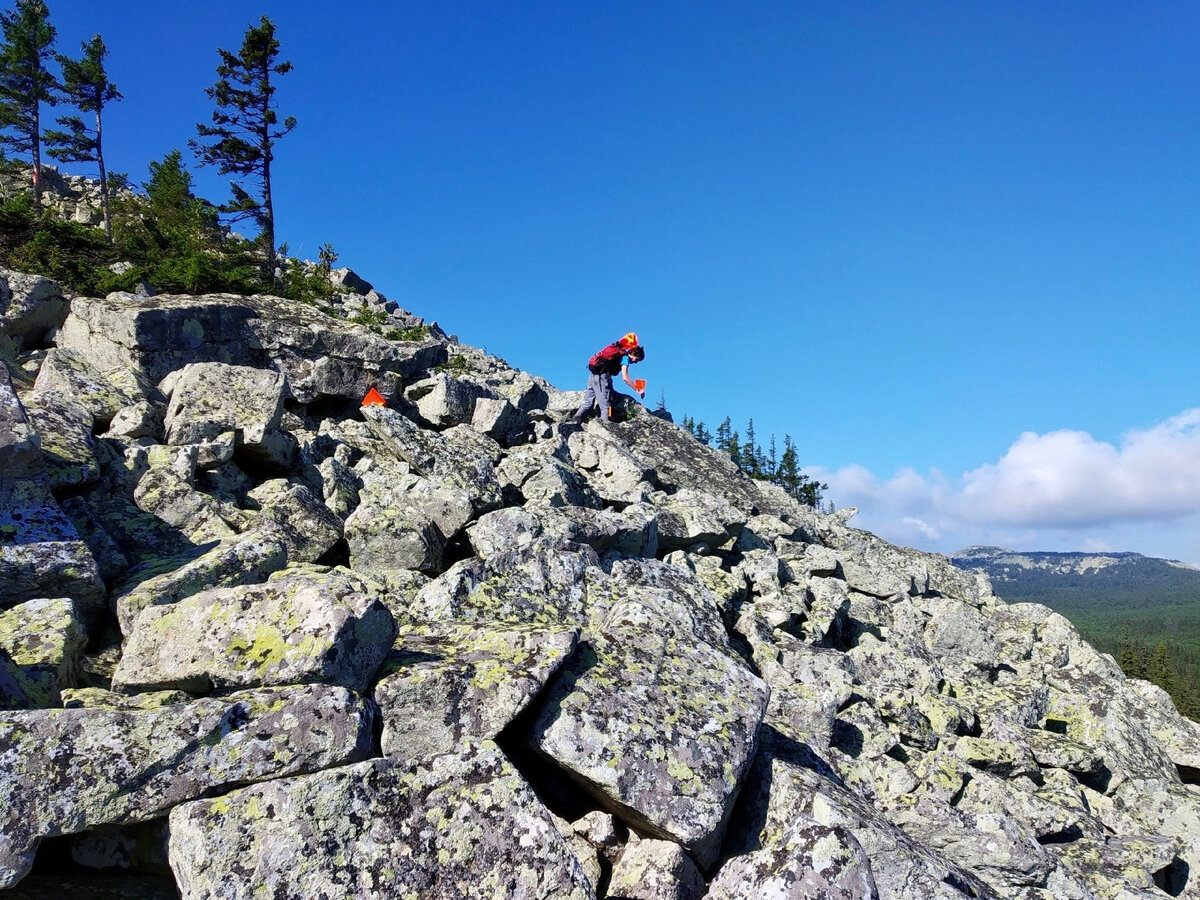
left=44, top=34, right=120, bottom=240
left=1149, top=641, right=1176, bottom=694
left=744, top=419, right=760, bottom=478
left=715, top=416, right=732, bottom=453
left=0, top=0, right=57, bottom=213
left=191, top=15, right=295, bottom=284
left=728, top=431, right=742, bottom=471
left=694, top=421, right=712, bottom=446
left=767, top=434, right=778, bottom=479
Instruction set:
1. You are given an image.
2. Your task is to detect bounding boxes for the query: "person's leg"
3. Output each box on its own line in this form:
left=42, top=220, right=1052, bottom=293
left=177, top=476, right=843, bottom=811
left=596, top=373, right=614, bottom=420
left=573, top=374, right=600, bottom=422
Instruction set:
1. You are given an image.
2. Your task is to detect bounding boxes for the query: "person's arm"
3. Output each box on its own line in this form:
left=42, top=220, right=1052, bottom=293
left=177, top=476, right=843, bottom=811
left=621, top=364, right=644, bottom=398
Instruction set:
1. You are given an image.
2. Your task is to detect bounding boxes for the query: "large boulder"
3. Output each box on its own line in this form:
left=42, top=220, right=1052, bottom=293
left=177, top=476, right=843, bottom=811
left=0, top=598, right=87, bottom=708
left=0, top=684, right=374, bottom=888
left=111, top=532, right=289, bottom=634
left=530, top=618, right=769, bottom=869
left=32, top=347, right=149, bottom=429
left=0, top=479, right=105, bottom=614
left=55, top=292, right=446, bottom=404
left=167, top=742, right=596, bottom=900
left=163, top=362, right=297, bottom=470
left=376, top=621, right=578, bottom=758
left=112, top=570, right=397, bottom=694
left=0, top=268, right=68, bottom=348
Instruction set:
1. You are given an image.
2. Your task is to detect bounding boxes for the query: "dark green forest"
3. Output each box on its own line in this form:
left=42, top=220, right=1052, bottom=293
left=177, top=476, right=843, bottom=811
left=954, top=552, right=1200, bottom=720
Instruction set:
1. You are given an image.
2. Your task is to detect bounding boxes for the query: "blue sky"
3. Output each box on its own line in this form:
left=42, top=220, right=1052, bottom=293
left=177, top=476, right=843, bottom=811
left=42, top=2, right=1200, bottom=563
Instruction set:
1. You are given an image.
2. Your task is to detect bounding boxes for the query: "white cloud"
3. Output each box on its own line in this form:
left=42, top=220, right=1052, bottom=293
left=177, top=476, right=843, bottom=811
left=812, top=409, right=1200, bottom=563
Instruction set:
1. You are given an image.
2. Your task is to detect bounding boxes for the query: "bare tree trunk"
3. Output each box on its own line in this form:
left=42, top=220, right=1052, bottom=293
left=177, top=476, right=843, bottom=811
left=96, top=106, right=111, bottom=242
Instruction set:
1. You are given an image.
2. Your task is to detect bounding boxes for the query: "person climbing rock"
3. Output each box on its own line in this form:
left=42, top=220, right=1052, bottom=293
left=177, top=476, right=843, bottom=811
left=572, top=332, right=645, bottom=424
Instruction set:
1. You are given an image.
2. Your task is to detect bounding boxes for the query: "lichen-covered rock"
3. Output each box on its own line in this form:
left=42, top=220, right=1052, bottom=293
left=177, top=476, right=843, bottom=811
left=0, top=268, right=68, bottom=348
left=344, top=478, right=447, bottom=575
left=112, top=571, right=396, bottom=693
left=607, top=835, right=706, bottom=900
left=361, top=405, right=503, bottom=513
left=567, top=426, right=656, bottom=504
left=405, top=372, right=486, bottom=426
left=32, top=347, right=148, bottom=429
left=411, top=540, right=599, bottom=627
left=532, top=501, right=660, bottom=558
left=131, top=444, right=247, bottom=543
left=530, top=620, right=769, bottom=868
left=0, top=478, right=105, bottom=613
left=498, top=447, right=601, bottom=508
left=376, top=621, right=577, bottom=757
left=466, top=506, right=548, bottom=558
left=56, top=291, right=446, bottom=403
left=163, top=361, right=297, bottom=469
left=245, top=478, right=343, bottom=563
left=111, top=531, right=289, bottom=634
left=22, top=392, right=101, bottom=490
left=614, top=413, right=794, bottom=519
left=167, top=742, right=596, bottom=900
left=0, top=684, right=374, bottom=888
left=651, top=487, right=746, bottom=553
left=0, top=598, right=87, bottom=708
left=706, top=815, right=878, bottom=900
left=0, top=363, right=43, bottom=480
left=0, top=647, right=35, bottom=709
left=728, top=730, right=996, bottom=900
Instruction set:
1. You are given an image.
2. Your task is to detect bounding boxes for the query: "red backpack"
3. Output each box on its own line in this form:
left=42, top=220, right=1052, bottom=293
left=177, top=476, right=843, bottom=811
left=587, top=341, right=626, bottom=374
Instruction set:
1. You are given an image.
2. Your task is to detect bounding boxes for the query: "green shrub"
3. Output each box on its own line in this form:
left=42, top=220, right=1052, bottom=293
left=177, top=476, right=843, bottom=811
left=434, top=354, right=471, bottom=375
left=384, top=324, right=430, bottom=342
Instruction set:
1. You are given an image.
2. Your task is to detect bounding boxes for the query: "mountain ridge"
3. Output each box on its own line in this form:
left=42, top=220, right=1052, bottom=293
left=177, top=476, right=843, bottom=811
left=2, top=256, right=1200, bottom=897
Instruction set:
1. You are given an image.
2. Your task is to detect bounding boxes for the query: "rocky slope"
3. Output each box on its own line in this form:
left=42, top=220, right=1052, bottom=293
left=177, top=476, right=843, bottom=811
left=2, top=267, right=1200, bottom=899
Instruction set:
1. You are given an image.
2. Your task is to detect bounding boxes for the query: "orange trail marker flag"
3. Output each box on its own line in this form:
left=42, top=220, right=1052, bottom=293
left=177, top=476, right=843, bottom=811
left=361, top=387, right=387, bottom=407
left=634, top=379, right=646, bottom=393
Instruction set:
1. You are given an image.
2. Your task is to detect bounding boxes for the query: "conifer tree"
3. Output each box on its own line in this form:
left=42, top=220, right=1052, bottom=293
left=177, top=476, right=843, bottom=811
left=0, top=0, right=57, bottom=212
left=715, top=416, right=732, bottom=453
left=191, top=15, right=295, bottom=284
left=44, top=34, right=120, bottom=240
left=744, top=419, right=760, bottom=477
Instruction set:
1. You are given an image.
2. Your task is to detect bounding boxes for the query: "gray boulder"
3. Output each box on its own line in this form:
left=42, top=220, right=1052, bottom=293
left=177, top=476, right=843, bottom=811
left=0, top=597, right=87, bottom=708
left=376, top=621, right=577, bottom=757
left=112, top=571, right=396, bottom=694
left=167, top=742, right=596, bottom=900
left=0, top=478, right=105, bottom=613
left=652, top=487, right=746, bottom=552
left=531, top=620, right=769, bottom=869
left=56, top=291, right=447, bottom=404
left=32, top=347, right=149, bottom=429
left=607, top=834, right=706, bottom=900
left=0, top=684, right=374, bottom=888
left=0, top=268, right=68, bottom=348
left=111, top=531, right=289, bottom=634
left=163, top=362, right=297, bottom=469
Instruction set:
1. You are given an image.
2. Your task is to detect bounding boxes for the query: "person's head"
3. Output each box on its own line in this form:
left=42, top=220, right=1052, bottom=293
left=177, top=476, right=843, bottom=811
left=628, top=345, right=645, bottom=363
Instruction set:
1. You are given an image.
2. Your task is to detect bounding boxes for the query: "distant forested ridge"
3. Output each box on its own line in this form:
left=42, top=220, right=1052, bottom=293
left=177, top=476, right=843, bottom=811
left=952, top=546, right=1200, bottom=719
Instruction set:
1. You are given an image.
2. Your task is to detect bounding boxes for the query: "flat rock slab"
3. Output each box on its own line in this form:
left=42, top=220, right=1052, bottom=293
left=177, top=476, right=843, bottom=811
left=0, top=684, right=374, bottom=888
left=412, top=541, right=597, bottom=628
left=376, top=621, right=578, bottom=758
left=112, top=571, right=396, bottom=694
left=531, top=622, right=769, bottom=869
left=112, top=531, right=289, bottom=635
left=168, top=742, right=596, bottom=900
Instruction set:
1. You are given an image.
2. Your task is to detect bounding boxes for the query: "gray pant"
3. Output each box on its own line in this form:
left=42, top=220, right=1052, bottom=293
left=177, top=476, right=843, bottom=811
left=575, top=372, right=613, bottom=421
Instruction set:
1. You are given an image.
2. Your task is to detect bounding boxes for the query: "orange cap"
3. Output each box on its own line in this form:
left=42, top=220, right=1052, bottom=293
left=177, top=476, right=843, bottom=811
left=619, top=332, right=638, bottom=350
